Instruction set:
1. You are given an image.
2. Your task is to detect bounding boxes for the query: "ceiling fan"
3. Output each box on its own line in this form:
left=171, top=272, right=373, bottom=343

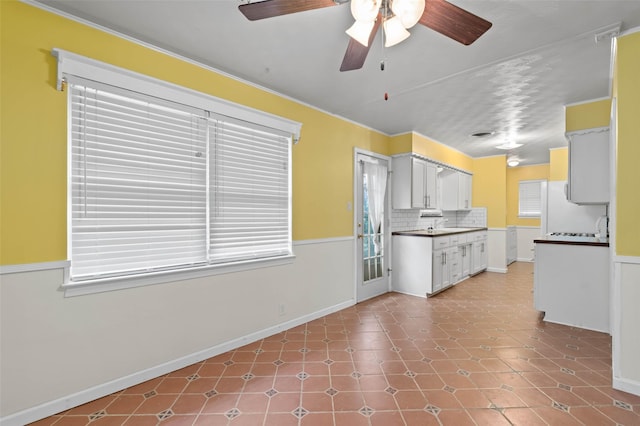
left=238, top=0, right=492, bottom=72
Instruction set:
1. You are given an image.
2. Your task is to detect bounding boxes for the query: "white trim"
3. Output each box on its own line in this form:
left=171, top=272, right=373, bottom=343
left=613, top=376, right=640, bottom=397
left=52, top=48, right=301, bottom=139
left=293, top=236, right=354, bottom=246
left=487, top=267, right=508, bottom=273
left=516, top=258, right=534, bottom=263
left=563, top=96, right=611, bottom=108
left=548, top=147, right=568, bottom=152
left=613, top=255, right=640, bottom=264
left=62, top=255, right=297, bottom=297
left=0, top=238, right=354, bottom=280
left=0, top=299, right=354, bottom=426
left=565, top=126, right=610, bottom=140
left=619, top=25, right=640, bottom=37
left=514, top=225, right=542, bottom=230
left=0, top=260, right=70, bottom=275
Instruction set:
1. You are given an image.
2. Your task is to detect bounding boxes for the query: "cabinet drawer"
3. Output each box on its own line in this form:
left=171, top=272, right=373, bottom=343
left=433, top=236, right=450, bottom=249
left=472, top=232, right=487, bottom=241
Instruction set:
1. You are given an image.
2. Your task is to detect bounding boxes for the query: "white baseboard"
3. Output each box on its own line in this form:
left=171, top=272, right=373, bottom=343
left=487, top=267, right=507, bottom=273
left=613, top=376, right=640, bottom=397
left=0, top=299, right=354, bottom=426
left=516, top=257, right=535, bottom=262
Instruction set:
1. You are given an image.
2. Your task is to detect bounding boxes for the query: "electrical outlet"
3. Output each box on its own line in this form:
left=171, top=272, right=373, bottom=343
left=278, top=303, right=285, bottom=317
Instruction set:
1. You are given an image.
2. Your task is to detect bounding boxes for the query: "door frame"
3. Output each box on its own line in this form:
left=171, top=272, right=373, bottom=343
left=353, top=148, right=393, bottom=303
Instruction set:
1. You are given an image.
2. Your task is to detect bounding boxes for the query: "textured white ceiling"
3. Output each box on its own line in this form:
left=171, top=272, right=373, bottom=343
left=31, top=0, right=640, bottom=165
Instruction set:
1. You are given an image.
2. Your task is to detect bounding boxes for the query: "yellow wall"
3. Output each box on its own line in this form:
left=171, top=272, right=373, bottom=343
left=506, top=164, right=550, bottom=226
left=0, top=1, right=389, bottom=265
left=549, top=148, right=569, bottom=181
left=410, top=133, right=474, bottom=172
left=614, top=31, right=640, bottom=257
left=388, top=132, right=474, bottom=172
left=472, top=156, right=507, bottom=228
left=565, top=98, right=612, bottom=132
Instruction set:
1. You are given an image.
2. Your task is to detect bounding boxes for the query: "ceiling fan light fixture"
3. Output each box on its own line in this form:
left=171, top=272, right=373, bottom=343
left=346, top=20, right=376, bottom=46
left=350, top=0, right=382, bottom=22
left=391, top=0, right=425, bottom=28
left=383, top=16, right=410, bottom=47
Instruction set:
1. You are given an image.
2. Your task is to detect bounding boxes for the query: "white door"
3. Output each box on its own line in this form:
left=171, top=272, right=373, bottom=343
left=355, top=151, right=390, bottom=302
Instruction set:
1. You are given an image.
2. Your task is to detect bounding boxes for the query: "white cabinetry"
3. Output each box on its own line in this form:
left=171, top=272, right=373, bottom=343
left=392, top=230, right=487, bottom=298
left=534, top=242, right=609, bottom=332
left=567, top=127, right=610, bottom=204
left=441, top=170, right=472, bottom=210
left=471, top=231, right=488, bottom=274
left=392, top=155, right=438, bottom=209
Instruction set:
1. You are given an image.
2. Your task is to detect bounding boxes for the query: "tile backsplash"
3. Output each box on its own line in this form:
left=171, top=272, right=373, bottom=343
left=390, top=208, right=487, bottom=232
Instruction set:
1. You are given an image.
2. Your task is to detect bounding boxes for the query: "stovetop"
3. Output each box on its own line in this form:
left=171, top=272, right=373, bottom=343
left=548, top=232, right=596, bottom=238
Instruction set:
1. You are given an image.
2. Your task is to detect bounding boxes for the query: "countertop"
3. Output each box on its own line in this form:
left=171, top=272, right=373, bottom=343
left=533, top=235, right=609, bottom=247
left=392, top=227, right=488, bottom=237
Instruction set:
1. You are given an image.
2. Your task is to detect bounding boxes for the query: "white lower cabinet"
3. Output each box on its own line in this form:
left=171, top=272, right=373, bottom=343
left=471, top=232, right=488, bottom=274
left=460, top=243, right=472, bottom=277
left=393, top=230, right=487, bottom=297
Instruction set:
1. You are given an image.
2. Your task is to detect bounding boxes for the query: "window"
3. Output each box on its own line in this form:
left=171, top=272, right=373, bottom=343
left=56, top=49, right=300, bottom=290
left=519, top=180, right=544, bottom=218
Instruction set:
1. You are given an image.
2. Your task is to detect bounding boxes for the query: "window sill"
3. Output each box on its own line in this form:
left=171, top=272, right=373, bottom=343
left=62, top=255, right=296, bottom=297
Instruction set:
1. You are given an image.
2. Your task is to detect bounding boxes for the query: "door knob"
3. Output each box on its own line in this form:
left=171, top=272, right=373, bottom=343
left=357, top=234, right=363, bottom=239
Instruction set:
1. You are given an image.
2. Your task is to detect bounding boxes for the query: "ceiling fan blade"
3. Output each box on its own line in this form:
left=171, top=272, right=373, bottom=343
left=239, top=0, right=338, bottom=21
left=340, top=15, right=381, bottom=72
left=419, top=0, right=492, bottom=45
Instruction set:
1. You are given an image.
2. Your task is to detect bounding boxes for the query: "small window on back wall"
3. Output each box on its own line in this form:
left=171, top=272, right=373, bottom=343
left=519, top=180, right=544, bottom=218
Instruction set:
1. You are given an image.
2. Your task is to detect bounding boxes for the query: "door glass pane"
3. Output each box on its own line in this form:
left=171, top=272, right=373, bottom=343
left=362, top=177, right=384, bottom=282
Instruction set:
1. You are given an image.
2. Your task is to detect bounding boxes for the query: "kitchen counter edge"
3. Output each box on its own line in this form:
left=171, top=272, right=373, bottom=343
left=392, top=228, right=488, bottom=237
left=533, top=236, right=609, bottom=247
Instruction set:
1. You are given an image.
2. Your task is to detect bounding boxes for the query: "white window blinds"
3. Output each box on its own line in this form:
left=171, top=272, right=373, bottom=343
left=209, top=119, right=291, bottom=263
left=69, top=82, right=292, bottom=283
left=70, top=83, right=209, bottom=280
left=519, top=180, right=543, bottom=218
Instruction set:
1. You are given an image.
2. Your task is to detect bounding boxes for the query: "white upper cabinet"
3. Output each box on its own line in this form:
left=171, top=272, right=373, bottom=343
left=567, top=127, right=610, bottom=205
left=392, top=155, right=438, bottom=209
left=441, top=170, right=472, bottom=211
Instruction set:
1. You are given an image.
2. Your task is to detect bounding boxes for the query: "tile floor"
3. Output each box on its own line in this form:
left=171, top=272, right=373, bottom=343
left=31, top=262, right=640, bottom=425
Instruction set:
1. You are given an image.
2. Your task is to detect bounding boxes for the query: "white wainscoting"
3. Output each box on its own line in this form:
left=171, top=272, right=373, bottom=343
left=0, top=238, right=356, bottom=426
left=516, top=226, right=542, bottom=262
left=612, top=257, right=640, bottom=397
left=487, top=228, right=507, bottom=273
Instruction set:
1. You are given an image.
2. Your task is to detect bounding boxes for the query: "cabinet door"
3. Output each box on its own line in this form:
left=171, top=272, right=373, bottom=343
left=449, top=246, right=461, bottom=284
left=424, top=162, right=438, bottom=209
left=461, top=244, right=471, bottom=277
left=432, top=249, right=446, bottom=292
left=411, top=158, right=427, bottom=209
left=459, top=173, right=472, bottom=210
left=442, top=171, right=472, bottom=210
left=568, top=129, right=609, bottom=204
left=472, top=241, right=483, bottom=274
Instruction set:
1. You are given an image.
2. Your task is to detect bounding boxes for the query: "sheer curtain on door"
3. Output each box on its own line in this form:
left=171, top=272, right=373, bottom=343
left=363, top=161, right=388, bottom=255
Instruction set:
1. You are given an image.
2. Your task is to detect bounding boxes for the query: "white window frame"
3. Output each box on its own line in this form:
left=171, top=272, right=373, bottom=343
left=518, top=179, right=544, bottom=218
left=54, top=49, right=301, bottom=297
